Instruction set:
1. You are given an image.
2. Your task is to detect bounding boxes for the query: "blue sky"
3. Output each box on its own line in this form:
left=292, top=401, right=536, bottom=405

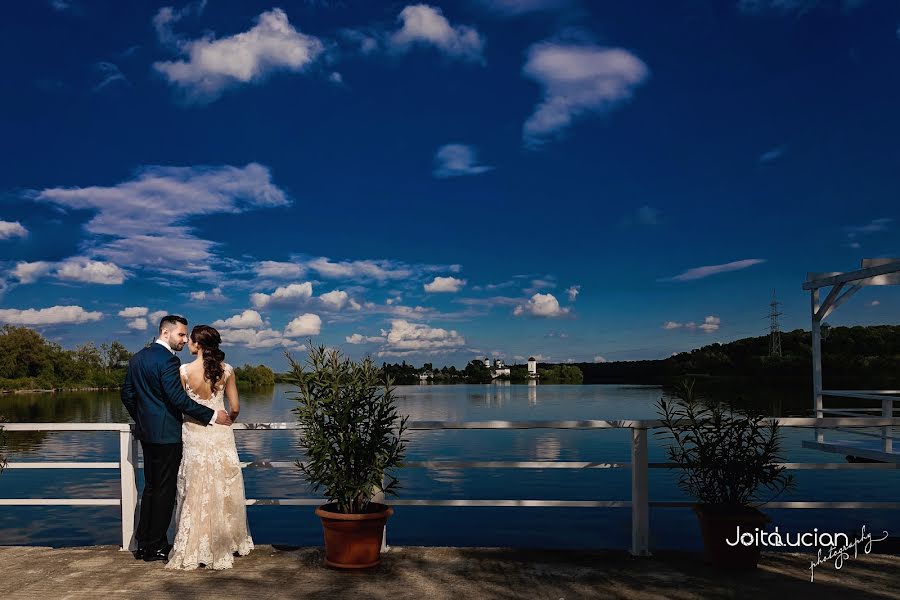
left=0, top=0, right=897, bottom=368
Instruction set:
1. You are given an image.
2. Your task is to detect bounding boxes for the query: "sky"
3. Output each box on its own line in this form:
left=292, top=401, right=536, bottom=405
left=0, top=0, right=898, bottom=369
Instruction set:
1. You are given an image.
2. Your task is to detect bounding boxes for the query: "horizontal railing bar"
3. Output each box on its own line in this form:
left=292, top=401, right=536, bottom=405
left=5, top=462, right=119, bottom=469
left=832, top=428, right=890, bottom=439
left=244, top=499, right=900, bottom=509
left=822, top=409, right=887, bottom=416
left=1, top=423, right=131, bottom=432
left=4, top=418, right=900, bottom=434
left=825, top=390, right=900, bottom=397
left=0, top=499, right=120, bottom=506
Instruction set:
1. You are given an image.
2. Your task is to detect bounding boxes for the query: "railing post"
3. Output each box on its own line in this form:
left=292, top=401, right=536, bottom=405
left=373, top=473, right=388, bottom=552
left=811, top=289, right=824, bottom=444
left=883, top=398, right=893, bottom=454
left=119, top=429, right=138, bottom=551
left=630, top=427, right=650, bottom=556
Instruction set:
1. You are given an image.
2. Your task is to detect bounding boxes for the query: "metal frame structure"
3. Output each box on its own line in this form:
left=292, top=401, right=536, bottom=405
left=802, top=258, right=900, bottom=461
left=3, top=418, right=900, bottom=558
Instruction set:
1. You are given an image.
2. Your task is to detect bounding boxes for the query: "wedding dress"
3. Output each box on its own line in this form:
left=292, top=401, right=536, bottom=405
left=166, top=363, right=254, bottom=570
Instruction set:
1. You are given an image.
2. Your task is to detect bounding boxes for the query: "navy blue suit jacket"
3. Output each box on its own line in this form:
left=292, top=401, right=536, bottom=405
left=121, top=342, right=215, bottom=444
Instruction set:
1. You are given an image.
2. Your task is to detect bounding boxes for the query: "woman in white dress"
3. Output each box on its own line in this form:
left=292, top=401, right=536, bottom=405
left=166, top=325, right=254, bottom=570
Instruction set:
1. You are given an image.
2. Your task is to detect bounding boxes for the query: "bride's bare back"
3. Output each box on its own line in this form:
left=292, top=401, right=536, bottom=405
left=180, top=360, right=241, bottom=421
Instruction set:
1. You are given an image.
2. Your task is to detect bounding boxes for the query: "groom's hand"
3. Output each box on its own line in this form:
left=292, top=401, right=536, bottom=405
left=215, top=410, right=233, bottom=426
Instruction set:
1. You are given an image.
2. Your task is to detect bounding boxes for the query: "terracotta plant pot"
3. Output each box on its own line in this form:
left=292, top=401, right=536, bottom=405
left=315, top=503, right=393, bottom=569
left=693, top=504, right=771, bottom=569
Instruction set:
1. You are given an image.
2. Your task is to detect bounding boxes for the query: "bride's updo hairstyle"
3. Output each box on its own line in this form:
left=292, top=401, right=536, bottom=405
left=191, top=325, right=226, bottom=391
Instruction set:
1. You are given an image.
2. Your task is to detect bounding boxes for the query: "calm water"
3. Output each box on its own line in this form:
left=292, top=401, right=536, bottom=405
left=0, top=383, right=896, bottom=550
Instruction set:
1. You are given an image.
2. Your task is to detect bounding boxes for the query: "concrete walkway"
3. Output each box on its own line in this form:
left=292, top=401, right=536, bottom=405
left=1, top=545, right=898, bottom=599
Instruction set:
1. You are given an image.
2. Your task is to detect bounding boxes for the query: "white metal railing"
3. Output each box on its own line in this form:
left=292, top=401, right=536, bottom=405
left=2, top=417, right=900, bottom=557
left=818, top=390, right=899, bottom=454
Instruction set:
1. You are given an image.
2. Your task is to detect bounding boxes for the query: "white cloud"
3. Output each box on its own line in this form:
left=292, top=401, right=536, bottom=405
left=30, top=163, right=289, bottom=280
left=251, top=282, right=314, bottom=308
left=12, top=261, right=54, bottom=284
left=389, top=4, right=485, bottom=62
left=329, top=71, right=343, bottom=84
left=0, top=305, right=103, bottom=326
left=846, top=218, right=891, bottom=238
left=284, top=313, right=322, bottom=337
left=870, top=300, right=880, bottom=307
left=220, top=327, right=302, bottom=349
left=737, top=0, right=864, bottom=15
left=566, top=285, right=580, bottom=302
left=148, top=310, right=170, bottom=325
left=127, top=318, right=149, bottom=331
left=663, top=315, right=721, bottom=333
left=212, top=309, right=265, bottom=329
left=118, top=306, right=149, bottom=318
left=190, top=286, right=227, bottom=302
left=319, top=289, right=361, bottom=311
left=346, top=333, right=386, bottom=344
left=0, top=221, right=28, bottom=240
left=425, top=276, right=466, bottom=293
left=255, top=260, right=305, bottom=279
left=377, top=319, right=466, bottom=356
left=433, top=144, right=492, bottom=178
left=93, top=61, right=129, bottom=92
left=593, top=355, right=607, bottom=363
left=56, top=258, right=126, bottom=285
left=305, top=257, right=413, bottom=281
left=514, top=293, right=569, bottom=318
left=665, top=259, right=766, bottom=282
left=522, top=42, right=649, bottom=146
left=154, top=8, right=325, bottom=102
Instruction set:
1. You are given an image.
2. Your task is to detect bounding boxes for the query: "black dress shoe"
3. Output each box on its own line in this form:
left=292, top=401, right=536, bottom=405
left=143, top=549, right=169, bottom=562
left=134, top=548, right=145, bottom=560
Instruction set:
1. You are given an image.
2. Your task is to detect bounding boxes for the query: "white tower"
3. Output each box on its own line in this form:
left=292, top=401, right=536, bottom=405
left=527, top=356, right=537, bottom=378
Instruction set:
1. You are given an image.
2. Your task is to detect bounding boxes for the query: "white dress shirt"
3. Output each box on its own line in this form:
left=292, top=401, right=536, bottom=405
left=156, top=339, right=218, bottom=426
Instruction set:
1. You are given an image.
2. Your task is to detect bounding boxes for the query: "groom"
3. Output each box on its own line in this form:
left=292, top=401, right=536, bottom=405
left=121, top=315, right=232, bottom=562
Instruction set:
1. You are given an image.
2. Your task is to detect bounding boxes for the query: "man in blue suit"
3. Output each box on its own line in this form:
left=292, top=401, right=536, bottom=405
left=121, top=315, right=233, bottom=562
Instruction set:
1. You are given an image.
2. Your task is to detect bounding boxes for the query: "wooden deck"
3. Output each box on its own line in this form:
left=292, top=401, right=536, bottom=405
left=1, top=545, right=898, bottom=599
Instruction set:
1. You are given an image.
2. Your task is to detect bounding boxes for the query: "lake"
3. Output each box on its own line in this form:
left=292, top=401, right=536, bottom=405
left=0, top=383, right=895, bottom=551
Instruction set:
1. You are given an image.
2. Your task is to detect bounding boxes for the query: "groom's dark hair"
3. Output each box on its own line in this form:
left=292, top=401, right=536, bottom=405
left=158, top=315, right=188, bottom=334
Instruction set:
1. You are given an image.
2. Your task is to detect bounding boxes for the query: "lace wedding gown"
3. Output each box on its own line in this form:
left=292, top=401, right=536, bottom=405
left=166, top=363, right=254, bottom=570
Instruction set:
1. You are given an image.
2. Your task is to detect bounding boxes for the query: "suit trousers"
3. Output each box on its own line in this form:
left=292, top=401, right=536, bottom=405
left=136, top=441, right=183, bottom=551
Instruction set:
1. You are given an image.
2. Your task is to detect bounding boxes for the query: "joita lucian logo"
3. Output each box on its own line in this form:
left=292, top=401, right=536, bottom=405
left=725, top=524, right=889, bottom=582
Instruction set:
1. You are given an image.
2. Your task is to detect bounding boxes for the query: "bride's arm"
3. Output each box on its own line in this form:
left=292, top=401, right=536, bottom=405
left=225, top=369, right=240, bottom=421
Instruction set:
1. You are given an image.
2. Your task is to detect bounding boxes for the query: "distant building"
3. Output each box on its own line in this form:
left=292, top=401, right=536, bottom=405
left=418, top=371, right=433, bottom=383
left=527, top=356, right=539, bottom=379
left=486, top=357, right=510, bottom=379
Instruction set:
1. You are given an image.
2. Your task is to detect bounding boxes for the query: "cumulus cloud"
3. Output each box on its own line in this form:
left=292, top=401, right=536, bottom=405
left=255, top=260, right=305, bottom=278
left=148, top=310, right=170, bottom=325
left=664, top=259, right=766, bottom=282
left=127, top=318, right=149, bottom=330
left=251, top=282, right=314, bottom=308
left=663, top=316, right=721, bottom=333
left=30, top=163, right=289, bottom=280
left=56, top=258, right=127, bottom=284
left=212, top=309, right=265, bottom=329
left=220, top=327, right=302, bottom=350
left=593, top=355, right=607, bottom=363
left=284, top=313, right=322, bottom=337
left=566, top=285, right=580, bottom=302
left=389, top=4, right=485, bottom=62
left=514, top=293, right=570, bottom=318
left=433, top=144, right=492, bottom=178
left=190, top=286, right=227, bottom=302
left=0, top=221, right=28, bottom=240
left=118, top=306, right=149, bottom=318
left=154, top=8, right=325, bottom=102
left=376, top=319, right=466, bottom=356
left=346, top=333, right=386, bottom=344
left=12, top=261, right=54, bottom=284
left=425, top=276, right=466, bottom=293
left=0, top=305, right=103, bottom=326
left=522, top=42, right=649, bottom=146
left=319, top=289, right=361, bottom=311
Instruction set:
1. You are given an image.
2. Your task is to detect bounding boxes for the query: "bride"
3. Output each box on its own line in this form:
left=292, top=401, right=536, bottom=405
left=166, top=324, right=254, bottom=570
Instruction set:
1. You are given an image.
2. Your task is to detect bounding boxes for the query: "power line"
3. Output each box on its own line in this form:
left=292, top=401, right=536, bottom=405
left=768, top=289, right=783, bottom=357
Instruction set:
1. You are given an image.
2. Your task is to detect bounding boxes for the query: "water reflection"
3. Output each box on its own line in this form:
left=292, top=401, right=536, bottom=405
left=528, top=380, right=537, bottom=405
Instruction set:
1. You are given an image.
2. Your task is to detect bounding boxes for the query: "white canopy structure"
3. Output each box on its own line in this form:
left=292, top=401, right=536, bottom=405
left=801, top=258, right=900, bottom=463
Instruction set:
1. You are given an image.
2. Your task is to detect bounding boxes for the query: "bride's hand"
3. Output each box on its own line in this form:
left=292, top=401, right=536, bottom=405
left=229, top=410, right=239, bottom=422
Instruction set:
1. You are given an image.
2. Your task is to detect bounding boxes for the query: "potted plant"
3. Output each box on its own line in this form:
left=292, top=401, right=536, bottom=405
left=287, top=344, right=408, bottom=569
left=656, top=380, right=794, bottom=569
